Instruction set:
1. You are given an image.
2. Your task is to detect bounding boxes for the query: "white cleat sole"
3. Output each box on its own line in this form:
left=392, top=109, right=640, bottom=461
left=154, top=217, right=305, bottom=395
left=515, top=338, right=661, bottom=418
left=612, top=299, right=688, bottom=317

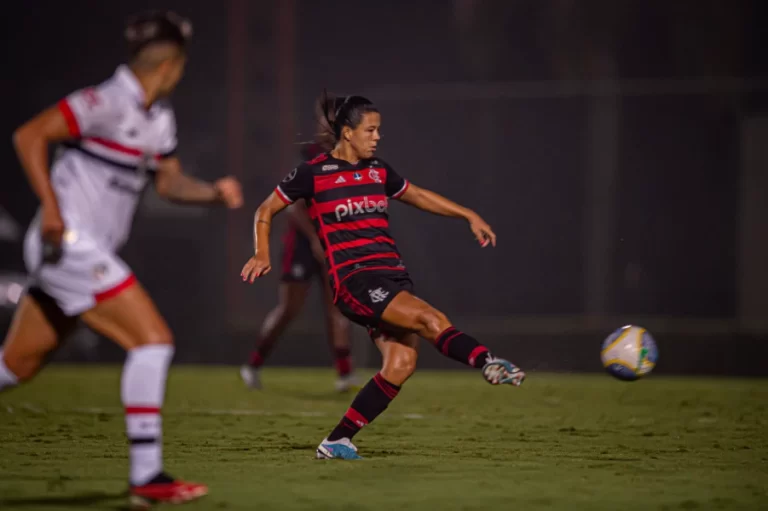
left=483, top=362, right=525, bottom=386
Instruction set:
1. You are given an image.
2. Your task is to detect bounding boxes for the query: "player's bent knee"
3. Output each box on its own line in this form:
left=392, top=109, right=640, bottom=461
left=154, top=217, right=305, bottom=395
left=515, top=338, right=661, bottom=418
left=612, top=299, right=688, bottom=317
left=138, top=326, right=174, bottom=347
left=394, top=349, right=418, bottom=375
left=416, top=309, right=451, bottom=340
left=382, top=349, right=418, bottom=383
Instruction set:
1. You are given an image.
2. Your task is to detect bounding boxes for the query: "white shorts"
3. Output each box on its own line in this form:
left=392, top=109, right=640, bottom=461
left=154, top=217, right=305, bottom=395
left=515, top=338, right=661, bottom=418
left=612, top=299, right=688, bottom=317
left=23, top=220, right=134, bottom=317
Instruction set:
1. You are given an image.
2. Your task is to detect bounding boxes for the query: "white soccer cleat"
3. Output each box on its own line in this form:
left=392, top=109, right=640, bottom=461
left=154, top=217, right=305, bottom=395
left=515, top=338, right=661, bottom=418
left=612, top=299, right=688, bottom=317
left=482, top=357, right=525, bottom=386
left=334, top=374, right=360, bottom=393
left=239, top=365, right=262, bottom=390
left=316, top=437, right=362, bottom=460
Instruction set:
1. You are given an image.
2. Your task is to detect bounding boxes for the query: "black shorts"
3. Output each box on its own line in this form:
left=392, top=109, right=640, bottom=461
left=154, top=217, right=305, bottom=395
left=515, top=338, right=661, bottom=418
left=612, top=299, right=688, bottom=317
left=335, top=270, right=413, bottom=329
left=280, top=227, right=321, bottom=283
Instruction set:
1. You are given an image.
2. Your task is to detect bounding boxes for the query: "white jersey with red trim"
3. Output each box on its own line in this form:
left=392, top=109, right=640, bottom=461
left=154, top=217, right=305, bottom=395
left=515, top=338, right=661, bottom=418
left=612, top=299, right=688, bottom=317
left=50, top=64, right=177, bottom=251
left=21, top=65, right=177, bottom=316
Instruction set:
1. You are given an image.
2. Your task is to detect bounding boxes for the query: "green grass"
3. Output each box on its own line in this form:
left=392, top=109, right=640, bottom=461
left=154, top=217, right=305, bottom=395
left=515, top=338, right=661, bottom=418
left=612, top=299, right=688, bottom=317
left=1, top=366, right=767, bottom=510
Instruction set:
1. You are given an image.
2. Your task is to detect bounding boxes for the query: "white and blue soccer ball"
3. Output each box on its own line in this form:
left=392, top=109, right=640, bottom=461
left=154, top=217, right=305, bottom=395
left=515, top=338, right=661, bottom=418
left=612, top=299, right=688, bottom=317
left=600, top=325, right=658, bottom=381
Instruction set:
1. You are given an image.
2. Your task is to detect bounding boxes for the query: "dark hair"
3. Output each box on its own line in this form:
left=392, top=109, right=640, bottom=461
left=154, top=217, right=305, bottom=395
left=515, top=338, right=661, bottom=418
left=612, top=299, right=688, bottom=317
left=322, top=92, right=379, bottom=141
left=309, top=93, right=344, bottom=151
left=125, top=10, right=193, bottom=57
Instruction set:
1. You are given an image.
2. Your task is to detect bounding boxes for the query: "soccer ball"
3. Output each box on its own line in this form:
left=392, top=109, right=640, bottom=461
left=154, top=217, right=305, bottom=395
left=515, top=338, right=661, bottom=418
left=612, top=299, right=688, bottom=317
left=600, top=325, right=658, bottom=381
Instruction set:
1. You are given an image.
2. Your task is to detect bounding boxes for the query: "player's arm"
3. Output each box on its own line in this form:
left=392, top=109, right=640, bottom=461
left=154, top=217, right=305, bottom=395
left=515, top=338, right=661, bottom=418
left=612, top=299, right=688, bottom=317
left=398, top=184, right=496, bottom=248
left=240, top=193, right=289, bottom=282
left=154, top=157, right=242, bottom=208
left=12, top=105, right=74, bottom=246
left=398, top=183, right=473, bottom=219
left=241, top=166, right=313, bottom=282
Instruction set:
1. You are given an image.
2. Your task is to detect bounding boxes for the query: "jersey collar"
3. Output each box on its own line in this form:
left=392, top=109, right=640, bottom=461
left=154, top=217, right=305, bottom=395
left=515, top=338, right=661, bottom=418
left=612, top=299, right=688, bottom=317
left=114, top=65, right=146, bottom=106
left=326, top=154, right=377, bottom=169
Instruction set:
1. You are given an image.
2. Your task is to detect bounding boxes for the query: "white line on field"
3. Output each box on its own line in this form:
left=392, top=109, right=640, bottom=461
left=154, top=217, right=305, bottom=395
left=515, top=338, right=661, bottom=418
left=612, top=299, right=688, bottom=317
left=5, top=404, right=426, bottom=420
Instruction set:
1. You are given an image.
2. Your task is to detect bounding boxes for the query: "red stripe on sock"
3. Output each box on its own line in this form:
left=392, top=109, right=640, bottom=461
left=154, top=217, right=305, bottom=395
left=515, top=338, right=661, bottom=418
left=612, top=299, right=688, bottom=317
left=373, top=373, right=399, bottom=399
left=125, top=406, right=160, bottom=415
left=440, top=331, right=462, bottom=355
left=248, top=351, right=264, bottom=367
left=468, top=347, right=490, bottom=367
left=437, top=326, right=456, bottom=339
left=343, top=408, right=369, bottom=429
left=335, top=355, right=351, bottom=377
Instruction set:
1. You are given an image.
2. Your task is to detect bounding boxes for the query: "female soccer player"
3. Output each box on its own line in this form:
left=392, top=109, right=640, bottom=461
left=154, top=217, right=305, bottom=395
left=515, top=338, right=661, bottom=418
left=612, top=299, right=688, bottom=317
left=241, top=95, right=524, bottom=459
left=0, top=11, right=241, bottom=504
left=241, top=95, right=358, bottom=392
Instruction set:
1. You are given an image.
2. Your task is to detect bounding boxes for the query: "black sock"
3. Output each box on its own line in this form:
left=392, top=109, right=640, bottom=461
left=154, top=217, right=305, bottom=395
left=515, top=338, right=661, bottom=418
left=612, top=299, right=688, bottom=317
left=327, top=373, right=401, bottom=441
left=435, top=327, right=491, bottom=368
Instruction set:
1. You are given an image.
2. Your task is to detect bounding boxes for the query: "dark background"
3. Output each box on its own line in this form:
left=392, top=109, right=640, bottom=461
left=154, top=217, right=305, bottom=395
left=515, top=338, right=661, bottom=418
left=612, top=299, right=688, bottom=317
left=1, top=0, right=766, bottom=375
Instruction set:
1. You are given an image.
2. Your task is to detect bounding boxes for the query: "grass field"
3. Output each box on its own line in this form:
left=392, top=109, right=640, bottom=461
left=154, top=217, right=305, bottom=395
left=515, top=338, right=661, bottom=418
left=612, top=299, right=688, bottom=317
left=0, top=366, right=766, bottom=510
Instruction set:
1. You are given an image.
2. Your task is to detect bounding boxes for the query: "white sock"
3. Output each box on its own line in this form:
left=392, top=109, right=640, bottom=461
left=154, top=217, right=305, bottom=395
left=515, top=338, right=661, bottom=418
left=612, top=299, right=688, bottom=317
left=0, top=349, right=19, bottom=392
left=121, top=344, right=175, bottom=486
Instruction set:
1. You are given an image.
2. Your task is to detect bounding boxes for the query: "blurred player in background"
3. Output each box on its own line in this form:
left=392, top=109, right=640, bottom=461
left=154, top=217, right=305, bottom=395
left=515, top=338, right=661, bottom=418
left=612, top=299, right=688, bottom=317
left=242, top=94, right=525, bottom=460
left=240, top=95, right=359, bottom=392
left=0, top=11, right=242, bottom=506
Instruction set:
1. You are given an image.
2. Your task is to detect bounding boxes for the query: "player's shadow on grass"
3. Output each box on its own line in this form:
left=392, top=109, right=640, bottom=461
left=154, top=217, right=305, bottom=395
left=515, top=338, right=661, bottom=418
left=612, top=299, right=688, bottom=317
left=0, top=490, right=128, bottom=510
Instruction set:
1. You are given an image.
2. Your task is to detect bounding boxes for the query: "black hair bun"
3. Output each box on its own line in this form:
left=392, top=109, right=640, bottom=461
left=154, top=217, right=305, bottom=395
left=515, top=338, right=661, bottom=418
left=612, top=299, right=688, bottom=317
left=125, top=10, right=193, bottom=56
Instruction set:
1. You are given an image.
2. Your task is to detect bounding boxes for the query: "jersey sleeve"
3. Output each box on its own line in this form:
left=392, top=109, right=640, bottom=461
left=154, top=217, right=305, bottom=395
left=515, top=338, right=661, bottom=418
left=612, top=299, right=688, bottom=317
left=57, top=87, right=116, bottom=139
left=384, top=161, right=409, bottom=199
left=275, top=165, right=314, bottom=204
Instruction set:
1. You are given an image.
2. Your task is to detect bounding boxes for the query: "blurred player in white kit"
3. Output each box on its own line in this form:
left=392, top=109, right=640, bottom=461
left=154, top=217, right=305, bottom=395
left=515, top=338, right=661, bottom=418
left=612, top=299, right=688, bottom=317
left=0, top=10, right=242, bottom=508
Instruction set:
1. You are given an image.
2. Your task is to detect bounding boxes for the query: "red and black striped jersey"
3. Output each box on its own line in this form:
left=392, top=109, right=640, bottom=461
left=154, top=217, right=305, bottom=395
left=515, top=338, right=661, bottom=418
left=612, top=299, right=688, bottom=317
left=286, top=142, right=326, bottom=231
left=274, top=153, right=410, bottom=292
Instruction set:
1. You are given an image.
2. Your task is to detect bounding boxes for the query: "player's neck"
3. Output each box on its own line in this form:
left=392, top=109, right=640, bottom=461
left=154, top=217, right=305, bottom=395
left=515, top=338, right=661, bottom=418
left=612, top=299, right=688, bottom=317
left=137, top=78, right=162, bottom=109
left=331, top=145, right=361, bottom=166
left=130, top=68, right=163, bottom=109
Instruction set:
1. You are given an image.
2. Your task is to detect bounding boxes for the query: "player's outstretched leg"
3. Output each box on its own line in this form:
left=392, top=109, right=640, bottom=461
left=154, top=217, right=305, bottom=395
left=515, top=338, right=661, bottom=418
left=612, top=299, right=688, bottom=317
left=316, top=331, right=417, bottom=460
left=320, top=278, right=358, bottom=392
left=382, top=292, right=525, bottom=386
left=81, top=277, right=206, bottom=507
left=241, top=282, right=309, bottom=389
left=0, top=289, right=77, bottom=392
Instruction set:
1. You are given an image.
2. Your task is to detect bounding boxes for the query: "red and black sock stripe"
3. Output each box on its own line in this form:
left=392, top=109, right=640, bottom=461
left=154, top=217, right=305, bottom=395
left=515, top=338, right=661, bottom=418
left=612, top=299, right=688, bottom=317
left=435, top=327, right=491, bottom=368
left=327, top=372, right=400, bottom=441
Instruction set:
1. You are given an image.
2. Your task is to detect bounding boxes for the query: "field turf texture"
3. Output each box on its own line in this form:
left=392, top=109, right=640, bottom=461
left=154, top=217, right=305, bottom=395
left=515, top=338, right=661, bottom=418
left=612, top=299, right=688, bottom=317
left=1, top=366, right=766, bottom=510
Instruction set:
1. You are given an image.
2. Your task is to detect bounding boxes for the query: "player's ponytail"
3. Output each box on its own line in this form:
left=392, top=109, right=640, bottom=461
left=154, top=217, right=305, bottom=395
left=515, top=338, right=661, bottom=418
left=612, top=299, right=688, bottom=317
left=322, top=92, right=378, bottom=142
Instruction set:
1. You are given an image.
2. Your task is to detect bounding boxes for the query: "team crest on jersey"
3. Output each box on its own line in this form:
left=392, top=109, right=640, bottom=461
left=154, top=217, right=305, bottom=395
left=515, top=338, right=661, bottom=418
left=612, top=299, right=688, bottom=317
left=353, top=172, right=362, bottom=181
left=368, top=287, right=389, bottom=303
left=93, top=263, right=109, bottom=281
left=283, top=168, right=298, bottom=182
left=369, top=169, right=382, bottom=183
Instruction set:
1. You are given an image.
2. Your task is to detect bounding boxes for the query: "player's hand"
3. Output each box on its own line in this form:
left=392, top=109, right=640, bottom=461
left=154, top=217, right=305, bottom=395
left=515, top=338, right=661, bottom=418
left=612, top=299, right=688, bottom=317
left=468, top=213, right=496, bottom=248
left=215, top=176, right=243, bottom=209
left=41, top=202, right=66, bottom=248
left=241, top=253, right=271, bottom=283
